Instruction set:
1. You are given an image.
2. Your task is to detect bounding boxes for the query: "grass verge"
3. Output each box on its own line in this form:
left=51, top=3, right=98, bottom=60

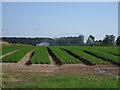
left=2, top=74, right=119, bottom=88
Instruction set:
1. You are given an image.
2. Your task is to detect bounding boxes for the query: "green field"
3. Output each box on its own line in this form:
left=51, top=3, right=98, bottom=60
left=1, top=46, right=120, bottom=66
left=2, top=45, right=22, bottom=55
left=2, top=46, right=35, bottom=62
left=2, top=74, right=119, bottom=88
left=30, top=46, right=51, bottom=64
left=1, top=45, right=120, bottom=88
left=48, top=46, right=81, bottom=64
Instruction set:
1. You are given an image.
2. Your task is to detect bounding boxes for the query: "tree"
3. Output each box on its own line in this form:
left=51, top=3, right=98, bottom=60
left=89, top=35, right=95, bottom=41
left=116, top=36, right=120, bottom=46
left=103, top=35, right=115, bottom=45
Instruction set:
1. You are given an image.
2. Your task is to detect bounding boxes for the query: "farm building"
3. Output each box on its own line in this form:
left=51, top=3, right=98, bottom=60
left=95, top=41, right=103, bottom=46
left=86, top=37, right=94, bottom=46
left=36, top=42, right=50, bottom=46
left=79, top=35, right=84, bottom=43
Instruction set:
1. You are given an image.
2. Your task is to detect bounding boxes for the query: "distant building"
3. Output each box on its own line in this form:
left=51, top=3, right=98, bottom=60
left=36, top=42, right=50, bottom=46
left=95, top=41, right=103, bottom=46
left=86, top=37, right=94, bottom=46
left=79, top=35, right=84, bottom=43
left=112, top=41, right=116, bottom=46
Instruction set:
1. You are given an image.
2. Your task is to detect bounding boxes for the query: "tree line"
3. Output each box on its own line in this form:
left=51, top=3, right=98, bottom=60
left=1, top=35, right=120, bottom=46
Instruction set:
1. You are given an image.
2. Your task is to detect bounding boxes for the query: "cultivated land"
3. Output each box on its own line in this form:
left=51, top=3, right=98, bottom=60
left=1, top=45, right=120, bottom=88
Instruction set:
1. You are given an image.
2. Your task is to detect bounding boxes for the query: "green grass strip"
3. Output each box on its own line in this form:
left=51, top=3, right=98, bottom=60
left=31, top=46, right=51, bottom=64
left=61, top=46, right=108, bottom=64
left=49, top=46, right=81, bottom=64
left=2, top=46, right=34, bottom=63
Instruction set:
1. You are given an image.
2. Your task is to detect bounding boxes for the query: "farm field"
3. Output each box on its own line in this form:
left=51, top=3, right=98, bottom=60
left=30, top=46, right=51, bottom=64
left=2, top=46, right=35, bottom=63
left=1, top=45, right=120, bottom=88
left=2, top=46, right=22, bottom=55
left=59, top=46, right=120, bottom=65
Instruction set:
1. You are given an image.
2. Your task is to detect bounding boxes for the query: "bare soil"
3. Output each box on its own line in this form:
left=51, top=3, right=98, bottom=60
left=17, top=49, right=35, bottom=65
left=3, top=77, right=36, bottom=83
left=47, top=47, right=62, bottom=65
left=1, top=63, right=119, bottom=76
left=1, top=63, right=119, bottom=84
left=47, top=50, right=56, bottom=65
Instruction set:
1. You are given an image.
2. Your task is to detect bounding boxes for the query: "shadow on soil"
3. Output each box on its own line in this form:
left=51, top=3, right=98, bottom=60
left=26, top=51, right=35, bottom=65
left=46, top=47, right=62, bottom=66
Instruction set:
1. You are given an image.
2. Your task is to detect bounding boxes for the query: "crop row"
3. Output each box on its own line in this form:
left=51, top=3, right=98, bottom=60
left=60, top=46, right=108, bottom=64
left=78, top=46, right=119, bottom=56
left=2, top=45, right=22, bottom=55
left=49, top=46, right=81, bottom=64
left=2, top=46, right=35, bottom=63
left=1, top=46, right=119, bottom=65
left=76, top=47, right=119, bottom=64
left=97, top=47, right=120, bottom=56
left=30, top=46, right=51, bottom=64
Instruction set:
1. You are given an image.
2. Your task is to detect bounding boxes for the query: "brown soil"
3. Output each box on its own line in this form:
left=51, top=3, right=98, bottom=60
left=3, top=77, right=36, bottom=83
left=47, top=50, right=56, bottom=65
left=17, top=49, right=35, bottom=65
left=47, top=47, right=62, bottom=65
left=0, top=50, right=19, bottom=59
left=2, top=63, right=119, bottom=76
left=1, top=63, right=119, bottom=84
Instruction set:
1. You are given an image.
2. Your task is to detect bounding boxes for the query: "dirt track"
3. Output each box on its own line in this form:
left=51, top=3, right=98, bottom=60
left=1, top=63, right=119, bottom=76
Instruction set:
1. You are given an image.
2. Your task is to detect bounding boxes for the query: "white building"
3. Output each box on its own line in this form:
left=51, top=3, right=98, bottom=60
left=86, top=37, right=94, bottom=46
left=36, top=42, right=50, bottom=46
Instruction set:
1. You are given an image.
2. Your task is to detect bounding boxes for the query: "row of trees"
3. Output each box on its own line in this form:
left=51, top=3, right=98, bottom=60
left=1, top=37, right=83, bottom=46
left=1, top=35, right=120, bottom=46
left=95, top=35, right=120, bottom=46
left=87, top=35, right=120, bottom=46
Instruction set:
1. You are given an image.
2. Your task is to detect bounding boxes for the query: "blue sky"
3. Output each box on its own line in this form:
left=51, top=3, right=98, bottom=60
left=2, top=2, right=118, bottom=40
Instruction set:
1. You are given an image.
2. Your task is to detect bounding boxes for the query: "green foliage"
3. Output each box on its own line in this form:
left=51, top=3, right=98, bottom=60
left=79, top=46, right=119, bottom=64
left=49, top=46, right=81, bottom=64
left=61, top=46, right=108, bottom=64
left=103, top=35, right=115, bottom=45
left=95, top=46, right=119, bottom=56
left=2, top=74, right=119, bottom=88
left=2, top=45, right=21, bottom=55
left=2, top=46, right=119, bottom=65
left=2, top=46, right=34, bottom=62
left=31, top=46, right=51, bottom=64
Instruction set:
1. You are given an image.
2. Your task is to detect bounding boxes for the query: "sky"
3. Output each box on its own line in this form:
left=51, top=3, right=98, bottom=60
left=2, top=2, right=118, bottom=40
